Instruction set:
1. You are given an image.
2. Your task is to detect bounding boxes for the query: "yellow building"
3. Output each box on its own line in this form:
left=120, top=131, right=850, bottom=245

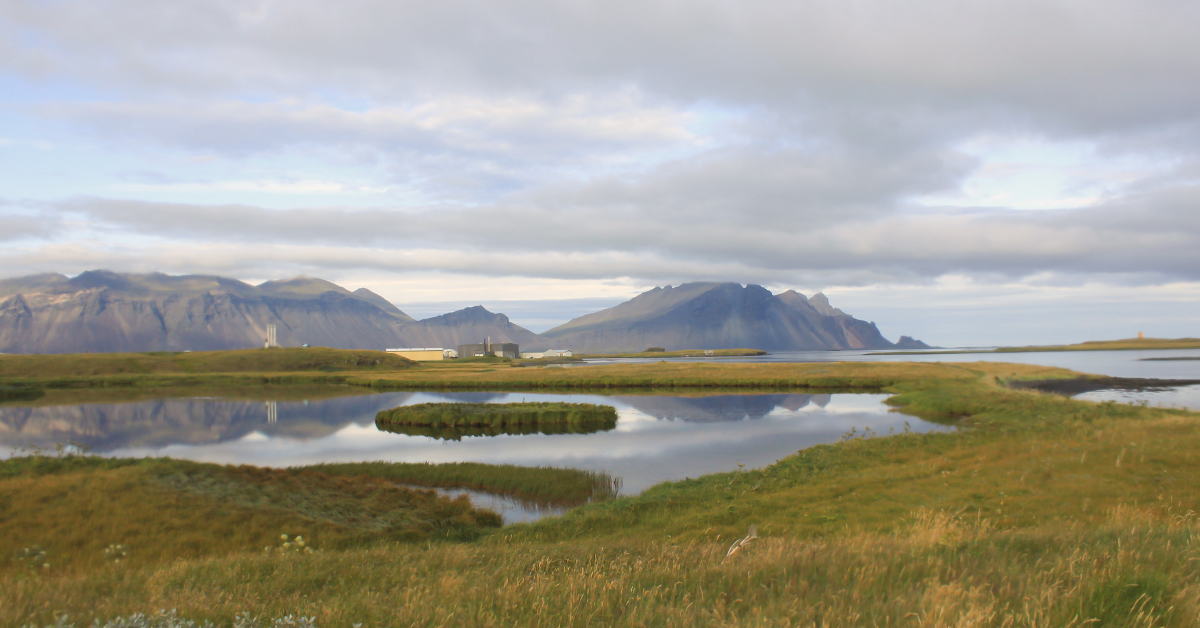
left=385, top=347, right=445, bottom=361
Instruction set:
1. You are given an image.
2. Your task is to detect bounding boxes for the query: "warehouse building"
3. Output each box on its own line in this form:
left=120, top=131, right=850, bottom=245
left=458, top=337, right=519, bottom=358
left=385, top=347, right=446, bottom=361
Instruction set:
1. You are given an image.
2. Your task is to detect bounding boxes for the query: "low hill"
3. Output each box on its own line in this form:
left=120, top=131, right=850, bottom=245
left=0, top=347, right=416, bottom=379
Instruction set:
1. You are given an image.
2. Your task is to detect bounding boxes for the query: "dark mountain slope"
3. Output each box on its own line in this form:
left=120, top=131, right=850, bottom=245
left=0, top=271, right=524, bottom=353
left=542, top=283, right=898, bottom=353
left=396, top=306, right=546, bottom=350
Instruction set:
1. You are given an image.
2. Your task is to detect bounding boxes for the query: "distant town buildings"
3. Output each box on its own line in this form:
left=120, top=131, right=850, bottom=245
left=458, top=336, right=519, bottom=358
left=520, top=349, right=572, bottom=359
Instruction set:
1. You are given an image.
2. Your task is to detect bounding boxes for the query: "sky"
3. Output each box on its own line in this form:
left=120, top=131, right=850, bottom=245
left=1, top=0, right=1198, bottom=344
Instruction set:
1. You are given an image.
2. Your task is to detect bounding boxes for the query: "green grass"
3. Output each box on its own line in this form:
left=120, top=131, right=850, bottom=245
left=0, top=385, right=43, bottom=402
left=580, top=348, right=769, bottom=358
left=6, top=361, right=1200, bottom=626
left=874, top=336, right=1200, bottom=355
left=297, top=462, right=620, bottom=507
left=0, top=347, right=416, bottom=380
left=994, top=337, right=1200, bottom=352
left=0, top=456, right=503, bottom=577
left=348, top=359, right=990, bottom=391
left=374, top=402, right=619, bottom=440
left=375, top=401, right=618, bottom=428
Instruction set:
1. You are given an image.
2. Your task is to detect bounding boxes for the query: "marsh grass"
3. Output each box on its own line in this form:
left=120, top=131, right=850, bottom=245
left=6, top=383, right=373, bottom=408
left=376, top=421, right=618, bottom=440
left=0, top=347, right=415, bottom=383
left=0, top=386, right=44, bottom=402
left=6, top=360, right=1200, bottom=626
left=995, top=337, right=1200, bottom=352
left=0, top=456, right=502, bottom=576
left=296, top=461, right=621, bottom=507
left=350, top=359, right=996, bottom=391
left=579, top=348, right=769, bottom=358
left=8, top=506, right=1200, bottom=627
left=375, top=401, right=617, bottom=432
left=374, top=401, right=618, bottom=439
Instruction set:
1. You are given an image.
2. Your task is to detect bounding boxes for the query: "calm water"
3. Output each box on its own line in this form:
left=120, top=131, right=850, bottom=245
left=0, top=391, right=938, bottom=518
left=584, top=348, right=1200, bottom=408
left=584, top=348, right=1200, bottom=377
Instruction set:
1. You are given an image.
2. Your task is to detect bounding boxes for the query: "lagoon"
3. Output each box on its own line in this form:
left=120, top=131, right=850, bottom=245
left=0, top=390, right=939, bottom=503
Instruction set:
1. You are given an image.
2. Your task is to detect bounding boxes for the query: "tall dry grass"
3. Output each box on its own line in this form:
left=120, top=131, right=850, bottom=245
left=6, top=506, right=1200, bottom=627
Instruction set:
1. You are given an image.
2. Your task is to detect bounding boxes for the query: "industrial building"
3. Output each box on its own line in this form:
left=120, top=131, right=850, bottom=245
left=458, top=337, right=519, bottom=358
left=519, top=349, right=572, bottom=359
left=385, top=347, right=446, bottom=361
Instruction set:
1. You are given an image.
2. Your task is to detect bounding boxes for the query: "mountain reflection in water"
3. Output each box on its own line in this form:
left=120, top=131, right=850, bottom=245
left=616, top=393, right=830, bottom=423
left=1, top=390, right=947, bottom=496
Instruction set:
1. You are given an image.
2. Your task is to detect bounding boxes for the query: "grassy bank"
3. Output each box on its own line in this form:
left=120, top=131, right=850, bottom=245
left=299, top=462, right=620, bottom=507
left=1, top=350, right=977, bottom=393
left=6, top=361, right=1200, bottom=626
left=348, top=359, right=985, bottom=391
left=0, top=457, right=504, bottom=577
left=875, top=336, right=1200, bottom=355
left=0, top=347, right=415, bottom=379
left=995, top=337, right=1200, bottom=352
left=580, top=348, right=769, bottom=358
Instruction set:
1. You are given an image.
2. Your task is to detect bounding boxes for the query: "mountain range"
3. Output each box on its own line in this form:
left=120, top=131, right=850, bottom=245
left=0, top=271, right=928, bottom=354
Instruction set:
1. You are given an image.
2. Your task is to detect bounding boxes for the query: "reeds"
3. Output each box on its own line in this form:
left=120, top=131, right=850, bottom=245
left=297, top=461, right=621, bottom=506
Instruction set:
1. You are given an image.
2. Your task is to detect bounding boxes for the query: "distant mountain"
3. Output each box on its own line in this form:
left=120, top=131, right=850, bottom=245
left=894, top=336, right=935, bottom=350
left=0, top=272, right=928, bottom=355
left=0, top=270, right=539, bottom=354
left=541, top=282, right=905, bottom=353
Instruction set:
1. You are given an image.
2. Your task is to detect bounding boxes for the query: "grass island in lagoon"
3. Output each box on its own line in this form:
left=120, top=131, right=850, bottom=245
left=4, top=347, right=1200, bottom=626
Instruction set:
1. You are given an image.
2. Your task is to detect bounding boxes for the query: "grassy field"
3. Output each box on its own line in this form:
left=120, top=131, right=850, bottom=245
left=995, top=337, right=1200, bottom=352
left=0, top=347, right=417, bottom=377
left=876, top=336, right=1200, bottom=355
left=580, top=348, right=769, bottom=358
left=5, top=360, right=1200, bottom=626
left=299, top=462, right=620, bottom=507
left=1, top=348, right=978, bottom=393
left=0, top=382, right=375, bottom=408
left=0, top=456, right=504, bottom=577
left=348, top=359, right=985, bottom=391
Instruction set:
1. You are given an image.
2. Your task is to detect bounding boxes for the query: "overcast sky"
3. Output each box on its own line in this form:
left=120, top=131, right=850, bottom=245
left=2, top=0, right=1197, bottom=344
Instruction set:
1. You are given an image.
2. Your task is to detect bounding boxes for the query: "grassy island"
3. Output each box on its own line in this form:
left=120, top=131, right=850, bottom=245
left=375, top=401, right=618, bottom=439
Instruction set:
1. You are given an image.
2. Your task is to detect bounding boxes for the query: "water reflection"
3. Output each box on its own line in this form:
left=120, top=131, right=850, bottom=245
left=616, top=393, right=830, bottom=422
left=0, top=391, right=941, bottom=499
left=1075, top=384, right=1200, bottom=411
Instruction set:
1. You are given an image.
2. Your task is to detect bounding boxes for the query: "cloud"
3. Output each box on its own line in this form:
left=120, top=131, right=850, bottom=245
left=3, top=0, right=1199, bottom=335
left=35, top=174, right=1200, bottom=286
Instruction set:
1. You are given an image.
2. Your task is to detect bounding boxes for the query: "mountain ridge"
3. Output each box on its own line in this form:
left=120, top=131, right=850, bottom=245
left=0, top=272, right=925, bottom=354
left=542, top=282, right=900, bottom=353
